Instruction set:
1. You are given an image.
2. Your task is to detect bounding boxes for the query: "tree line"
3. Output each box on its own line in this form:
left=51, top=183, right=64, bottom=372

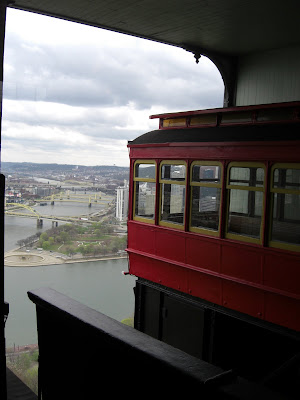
left=17, top=222, right=127, bottom=257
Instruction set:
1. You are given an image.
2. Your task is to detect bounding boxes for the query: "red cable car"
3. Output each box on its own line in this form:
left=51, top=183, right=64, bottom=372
left=126, top=101, right=300, bottom=394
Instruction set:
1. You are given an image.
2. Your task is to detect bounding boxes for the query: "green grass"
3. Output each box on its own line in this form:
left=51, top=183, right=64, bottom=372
left=121, top=317, right=134, bottom=327
left=7, top=350, right=39, bottom=394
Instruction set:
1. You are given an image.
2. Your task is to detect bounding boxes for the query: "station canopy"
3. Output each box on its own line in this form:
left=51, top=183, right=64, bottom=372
left=9, top=0, right=300, bottom=56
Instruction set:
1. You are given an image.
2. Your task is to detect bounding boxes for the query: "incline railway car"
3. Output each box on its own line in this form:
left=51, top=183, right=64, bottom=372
left=126, top=101, right=300, bottom=395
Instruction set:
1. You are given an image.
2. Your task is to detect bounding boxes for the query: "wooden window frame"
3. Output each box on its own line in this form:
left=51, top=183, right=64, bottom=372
left=269, top=163, right=300, bottom=252
left=225, top=162, right=266, bottom=245
left=189, top=161, right=223, bottom=237
left=159, top=160, right=187, bottom=230
left=133, top=160, right=156, bottom=224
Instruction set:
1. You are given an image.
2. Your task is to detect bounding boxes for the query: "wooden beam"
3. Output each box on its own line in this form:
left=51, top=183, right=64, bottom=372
left=0, top=1, right=8, bottom=398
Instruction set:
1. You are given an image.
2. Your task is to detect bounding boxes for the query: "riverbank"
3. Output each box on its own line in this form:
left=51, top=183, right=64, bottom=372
left=4, top=248, right=127, bottom=267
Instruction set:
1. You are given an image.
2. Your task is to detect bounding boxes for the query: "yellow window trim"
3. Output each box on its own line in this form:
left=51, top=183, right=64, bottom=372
left=133, top=160, right=156, bottom=223
left=134, top=177, right=156, bottom=182
left=226, top=184, right=264, bottom=192
left=159, top=179, right=186, bottom=185
left=134, top=160, right=156, bottom=182
left=270, top=163, right=300, bottom=194
left=191, top=182, right=222, bottom=188
left=189, top=161, right=223, bottom=237
left=227, top=161, right=266, bottom=190
left=225, top=189, right=265, bottom=245
left=270, top=188, right=300, bottom=195
left=190, top=161, right=223, bottom=185
left=226, top=232, right=262, bottom=245
left=269, top=240, right=300, bottom=253
left=160, top=159, right=186, bottom=166
left=133, top=216, right=155, bottom=224
left=191, top=160, right=222, bottom=167
left=159, top=220, right=185, bottom=230
left=225, top=162, right=266, bottom=245
left=159, top=160, right=187, bottom=182
left=190, top=226, right=220, bottom=237
left=159, top=160, right=186, bottom=230
left=269, top=163, right=300, bottom=251
left=133, top=179, right=156, bottom=222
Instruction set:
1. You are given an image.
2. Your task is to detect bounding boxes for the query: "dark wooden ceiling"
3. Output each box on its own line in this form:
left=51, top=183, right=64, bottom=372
left=10, top=0, right=300, bottom=56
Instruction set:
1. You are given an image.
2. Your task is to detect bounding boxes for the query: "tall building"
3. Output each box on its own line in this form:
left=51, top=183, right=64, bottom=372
left=116, top=180, right=129, bottom=221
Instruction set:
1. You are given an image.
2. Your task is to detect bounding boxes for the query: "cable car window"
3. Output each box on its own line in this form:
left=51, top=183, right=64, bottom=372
left=270, top=164, right=300, bottom=251
left=135, top=162, right=156, bottom=180
left=161, top=164, right=186, bottom=181
left=160, top=162, right=186, bottom=229
left=133, top=161, right=156, bottom=223
left=229, top=166, right=264, bottom=187
left=190, top=162, right=222, bottom=235
left=226, top=163, right=265, bottom=244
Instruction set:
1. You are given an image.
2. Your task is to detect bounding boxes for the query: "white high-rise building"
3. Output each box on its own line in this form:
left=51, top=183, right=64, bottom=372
left=116, top=180, right=129, bottom=221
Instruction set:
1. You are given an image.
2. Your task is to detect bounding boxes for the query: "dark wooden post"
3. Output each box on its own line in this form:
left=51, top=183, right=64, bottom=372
left=0, top=175, right=7, bottom=400
left=0, top=2, right=7, bottom=399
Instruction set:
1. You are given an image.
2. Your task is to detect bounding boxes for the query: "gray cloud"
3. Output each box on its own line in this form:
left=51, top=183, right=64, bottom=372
left=4, top=31, right=223, bottom=110
left=2, top=9, right=224, bottom=166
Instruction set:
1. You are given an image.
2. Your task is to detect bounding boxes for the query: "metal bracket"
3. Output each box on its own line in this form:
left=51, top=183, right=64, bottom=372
left=182, top=44, right=238, bottom=108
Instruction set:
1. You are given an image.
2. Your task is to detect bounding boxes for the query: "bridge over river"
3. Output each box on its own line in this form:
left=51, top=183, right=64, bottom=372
left=5, top=196, right=114, bottom=226
left=42, top=191, right=113, bottom=206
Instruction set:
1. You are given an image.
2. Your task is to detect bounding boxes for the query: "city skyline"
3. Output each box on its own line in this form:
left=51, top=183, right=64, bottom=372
left=2, top=8, right=224, bottom=167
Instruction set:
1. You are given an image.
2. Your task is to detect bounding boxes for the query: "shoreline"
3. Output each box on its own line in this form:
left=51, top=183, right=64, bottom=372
left=65, top=255, right=127, bottom=264
left=4, top=248, right=127, bottom=267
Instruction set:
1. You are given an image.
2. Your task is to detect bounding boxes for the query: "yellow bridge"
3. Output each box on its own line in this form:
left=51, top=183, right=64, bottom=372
left=4, top=201, right=111, bottom=226
left=5, top=203, right=41, bottom=218
left=41, top=191, right=113, bottom=206
left=5, top=203, right=47, bottom=226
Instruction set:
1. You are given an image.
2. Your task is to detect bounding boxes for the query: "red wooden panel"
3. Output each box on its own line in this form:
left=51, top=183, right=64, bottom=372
left=129, top=253, right=188, bottom=292
left=222, top=280, right=264, bottom=319
left=128, top=253, right=155, bottom=281
left=264, top=252, right=300, bottom=296
left=264, top=293, right=300, bottom=332
left=154, top=259, right=188, bottom=292
left=155, top=229, right=186, bottom=263
left=186, top=236, right=220, bottom=272
left=188, top=269, right=221, bottom=304
left=127, top=222, right=156, bottom=254
left=221, top=244, right=262, bottom=284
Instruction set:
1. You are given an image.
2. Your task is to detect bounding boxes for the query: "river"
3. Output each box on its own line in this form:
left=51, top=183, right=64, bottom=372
left=4, top=202, right=136, bottom=348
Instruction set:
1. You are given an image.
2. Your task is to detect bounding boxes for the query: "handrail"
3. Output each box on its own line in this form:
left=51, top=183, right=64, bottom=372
left=28, top=287, right=284, bottom=399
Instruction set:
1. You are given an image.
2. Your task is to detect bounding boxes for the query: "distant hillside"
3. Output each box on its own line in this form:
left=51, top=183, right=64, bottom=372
left=1, top=162, right=129, bottom=176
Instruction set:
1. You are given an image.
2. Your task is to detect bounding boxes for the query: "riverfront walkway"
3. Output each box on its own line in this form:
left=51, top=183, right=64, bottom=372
left=4, top=250, right=65, bottom=267
left=4, top=249, right=127, bottom=267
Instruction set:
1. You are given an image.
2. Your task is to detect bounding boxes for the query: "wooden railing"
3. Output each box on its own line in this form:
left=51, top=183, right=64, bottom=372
left=28, top=287, right=282, bottom=400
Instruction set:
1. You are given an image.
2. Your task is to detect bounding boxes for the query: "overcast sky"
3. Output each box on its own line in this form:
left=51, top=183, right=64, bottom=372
left=2, top=8, right=224, bottom=167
